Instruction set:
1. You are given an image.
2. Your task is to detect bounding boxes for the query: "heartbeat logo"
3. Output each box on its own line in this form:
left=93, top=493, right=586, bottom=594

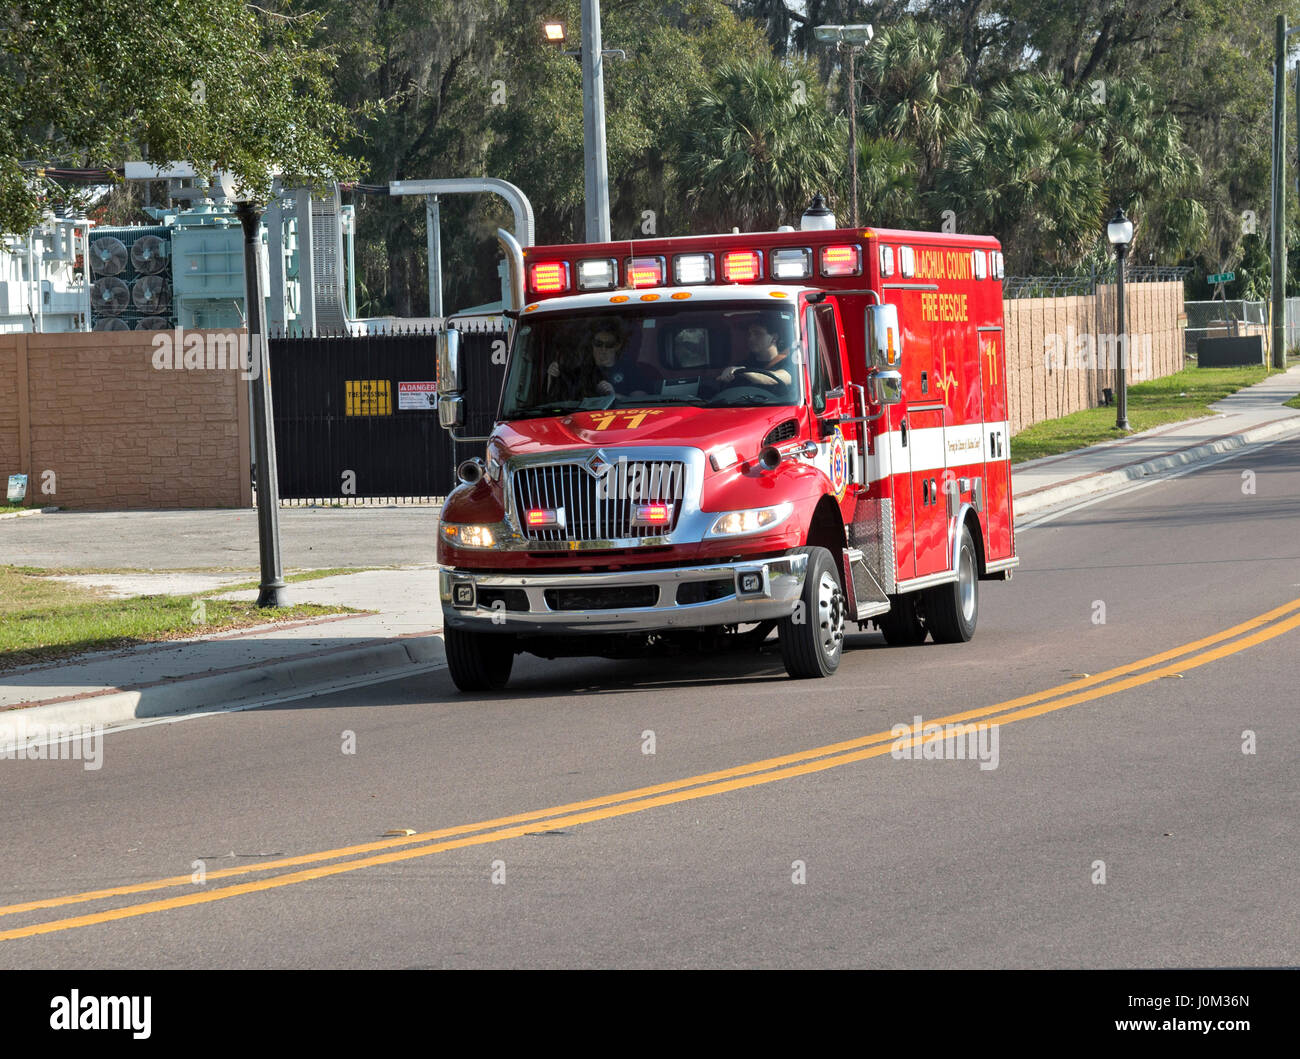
left=934, top=346, right=959, bottom=402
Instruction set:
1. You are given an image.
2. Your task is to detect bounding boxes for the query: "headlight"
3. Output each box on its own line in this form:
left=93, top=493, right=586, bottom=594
left=707, top=502, right=793, bottom=537
left=440, top=523, right=496, bottom=548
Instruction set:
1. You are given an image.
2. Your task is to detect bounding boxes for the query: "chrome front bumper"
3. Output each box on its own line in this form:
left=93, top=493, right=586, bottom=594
left=440, top=553, right=809, bottom=634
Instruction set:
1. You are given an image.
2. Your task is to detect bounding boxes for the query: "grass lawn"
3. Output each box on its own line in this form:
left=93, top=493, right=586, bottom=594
left=0, top=566, right=354, bottom=670
left=1011, top=360, right=1293, bottom=464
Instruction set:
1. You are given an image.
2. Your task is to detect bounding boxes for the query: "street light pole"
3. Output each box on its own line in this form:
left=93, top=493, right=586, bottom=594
left=235, top=200, right=287, bottom=607
left=814, top=24, right=873, bottom=229
left=1107, top=207, right=1135, bottom=432
left=581, top=0, right=611, bottom=243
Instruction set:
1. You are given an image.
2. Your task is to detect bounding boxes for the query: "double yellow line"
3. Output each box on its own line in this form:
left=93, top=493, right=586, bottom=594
left=4, top=596, right=1300, bottom=943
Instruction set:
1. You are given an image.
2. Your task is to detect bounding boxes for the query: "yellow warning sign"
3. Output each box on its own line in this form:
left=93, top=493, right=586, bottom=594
left=346, top=379, right=392, bottom=416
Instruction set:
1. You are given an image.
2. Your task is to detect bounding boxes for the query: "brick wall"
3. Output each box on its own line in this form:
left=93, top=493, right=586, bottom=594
left=0, top=330, right=251, bottom=509
left=1004, top=281, right=1185, bottom=435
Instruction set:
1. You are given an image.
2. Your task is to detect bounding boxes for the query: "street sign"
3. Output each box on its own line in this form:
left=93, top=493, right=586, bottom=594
left=1208, top=272, right=1235, bottom=284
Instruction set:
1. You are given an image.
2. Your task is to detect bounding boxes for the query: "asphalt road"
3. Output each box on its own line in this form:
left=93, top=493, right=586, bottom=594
left=2, top=438, right=1298, bottom=968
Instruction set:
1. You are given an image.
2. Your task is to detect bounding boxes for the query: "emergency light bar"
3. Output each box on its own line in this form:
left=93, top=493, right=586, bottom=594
left=673, top=253, right=714, bottom=284
left=972, top=250, right=988, bottom=280
left=820, top=245, right=861, bottom=277
left=528, top=261, right=570, bottom=293
left=771, top=248, right=813, bottom=280
left=578, top=258, right=617, bottom=290
left=626, top=256, right=666, bottom=288
left=879, top=246, right=895, bottom=277
left=722, top=250, right=762, bottom=282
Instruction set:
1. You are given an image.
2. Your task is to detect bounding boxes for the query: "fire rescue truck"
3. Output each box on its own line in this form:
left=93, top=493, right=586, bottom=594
left=434, top=203, right=1018, bottom=692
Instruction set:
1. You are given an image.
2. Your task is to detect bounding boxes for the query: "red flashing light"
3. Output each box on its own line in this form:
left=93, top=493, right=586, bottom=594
left=527, top=508, right=559, bottom=527
left=634, top=502, right=671, bottom=525
left=528, top=261, right=569, bottom=293
left=820, top=244, right=861, bottom=277
left=626, top=258, right=664, bottom=288
left=722, top=250, right=761, bottom=282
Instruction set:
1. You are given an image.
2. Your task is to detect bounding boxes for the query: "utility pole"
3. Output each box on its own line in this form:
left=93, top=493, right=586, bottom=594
left=847, top=45, right=858, bottom=227
left=581, top=0, right=611, bottom=242
left=1273, top=14, right=1287, bottom=369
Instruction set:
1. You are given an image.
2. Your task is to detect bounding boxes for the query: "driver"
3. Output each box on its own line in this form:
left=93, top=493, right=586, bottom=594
left=718, top=315, right=794, bottom=389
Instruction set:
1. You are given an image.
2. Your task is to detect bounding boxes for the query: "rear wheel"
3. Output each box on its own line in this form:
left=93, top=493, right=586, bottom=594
left=875, top=593, right=928, bottom=645
left=925, top=525, right=978, bottom=643
left=779, top=546, right=846, bottom=678
left=445, top=627, right=515, bottom=692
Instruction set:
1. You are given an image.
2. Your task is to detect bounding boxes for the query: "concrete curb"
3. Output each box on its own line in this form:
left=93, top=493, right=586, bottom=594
left=0, top=506, right=57, bottom=521
left=1013, top=416, right=1300, bottom=517
left=3, top=634, right=447, bottom=734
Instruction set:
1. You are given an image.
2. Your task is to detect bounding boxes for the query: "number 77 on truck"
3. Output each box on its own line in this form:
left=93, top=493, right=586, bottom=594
left=433, top=198, right=1018, bottom=692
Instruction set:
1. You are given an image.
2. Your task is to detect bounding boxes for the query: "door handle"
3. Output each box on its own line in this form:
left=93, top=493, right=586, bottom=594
left=900, top=417, right=909, bottom=447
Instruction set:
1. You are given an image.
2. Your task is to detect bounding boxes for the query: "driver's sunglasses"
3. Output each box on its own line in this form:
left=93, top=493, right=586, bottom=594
left=593, top=337, right=620, bottom=349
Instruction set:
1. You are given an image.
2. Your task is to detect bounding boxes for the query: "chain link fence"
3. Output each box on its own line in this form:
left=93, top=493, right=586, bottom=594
left=1183, top=300, right=1267, bottom=356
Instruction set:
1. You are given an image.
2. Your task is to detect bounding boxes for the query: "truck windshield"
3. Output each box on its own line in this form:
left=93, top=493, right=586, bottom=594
left=500, top=302, right=804, bottom=419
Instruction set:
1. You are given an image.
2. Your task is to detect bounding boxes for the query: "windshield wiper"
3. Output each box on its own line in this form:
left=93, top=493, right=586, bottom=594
left=507, top=404, right=581, bottom=420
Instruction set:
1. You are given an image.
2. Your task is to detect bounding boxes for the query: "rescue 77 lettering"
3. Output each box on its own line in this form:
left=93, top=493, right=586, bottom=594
left=433, top=200, right=1017, bottom=692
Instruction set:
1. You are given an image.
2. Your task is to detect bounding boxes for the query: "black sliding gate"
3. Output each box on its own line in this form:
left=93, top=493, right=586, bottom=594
left=269, top=318, right=507, bottom=502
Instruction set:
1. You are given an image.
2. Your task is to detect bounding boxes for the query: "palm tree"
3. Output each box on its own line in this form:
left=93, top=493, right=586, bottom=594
left=856, top=19, right=978, bottom=193
left=673, top=56, right=846, bottom=232
left=937, top=76, right=1104, bottom=271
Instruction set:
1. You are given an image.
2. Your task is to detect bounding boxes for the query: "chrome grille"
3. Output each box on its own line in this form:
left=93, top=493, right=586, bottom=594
left=512, top=459, right=687, bottom=542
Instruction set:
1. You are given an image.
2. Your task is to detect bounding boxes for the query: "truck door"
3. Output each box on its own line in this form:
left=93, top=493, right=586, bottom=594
left=803, top=300, right=857, bottom=520
left=895, top=288, right=947, bottom=580
left=978, top=325, right=1012, bottom=560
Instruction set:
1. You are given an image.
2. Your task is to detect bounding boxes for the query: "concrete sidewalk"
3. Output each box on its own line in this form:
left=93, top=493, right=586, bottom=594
left=0, top=569, right=445, bottom=734
left=1012, top=364, right=1300, bottom=516
left=4, top=366, right=1299, bottom=732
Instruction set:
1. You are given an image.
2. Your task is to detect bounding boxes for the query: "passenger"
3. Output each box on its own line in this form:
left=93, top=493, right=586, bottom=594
left=548, top=323, right=653, bottom=399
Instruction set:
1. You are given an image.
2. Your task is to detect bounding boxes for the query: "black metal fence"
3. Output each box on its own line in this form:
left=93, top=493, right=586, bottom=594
left=267, top=320, right=507, bottom=504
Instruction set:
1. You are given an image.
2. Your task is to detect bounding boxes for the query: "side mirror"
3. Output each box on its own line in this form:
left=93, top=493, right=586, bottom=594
left=866, top=304, right=902, bottom=370
left=869, top=370, right=903, bottom=406
left=439, top=393, right=465, bottom=430
left=437, top=329, right=462, bottom=396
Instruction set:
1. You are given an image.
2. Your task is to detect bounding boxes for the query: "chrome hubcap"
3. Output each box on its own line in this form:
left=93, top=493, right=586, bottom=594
left=817, top=571, right=845, bottom=659
left=959, top=544, right=976, bottom=622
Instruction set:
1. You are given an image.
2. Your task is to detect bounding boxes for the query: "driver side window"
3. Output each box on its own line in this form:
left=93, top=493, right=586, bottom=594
left=806, top=304, right=843, bottom=413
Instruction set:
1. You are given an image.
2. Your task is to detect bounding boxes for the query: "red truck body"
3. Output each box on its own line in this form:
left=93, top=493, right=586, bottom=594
left=435, top=223, right=1017, bottom=690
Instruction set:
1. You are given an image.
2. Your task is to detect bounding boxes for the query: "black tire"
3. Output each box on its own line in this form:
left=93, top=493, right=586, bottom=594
left=445, top=627, right=515, bottom=692
left=875, top=593, right=928, bottom=645
left=779, top=546, right=846, bottom=678
left=925, top=524, right=978, bottom=643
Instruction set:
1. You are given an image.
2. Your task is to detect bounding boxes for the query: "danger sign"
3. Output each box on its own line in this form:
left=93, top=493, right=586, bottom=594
left=398, top=381, right=438, bottom=410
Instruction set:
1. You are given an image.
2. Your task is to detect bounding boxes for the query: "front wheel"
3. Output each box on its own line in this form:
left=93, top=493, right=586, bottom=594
left=925, top=525, right=978, bottom=643
left=779, top=546, right=846, bottom=678
left=445, top=627, right=515, bottom=692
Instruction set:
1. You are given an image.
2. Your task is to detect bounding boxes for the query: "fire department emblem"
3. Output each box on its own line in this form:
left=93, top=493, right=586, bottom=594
left=829, top=428, right=849, bottom=502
